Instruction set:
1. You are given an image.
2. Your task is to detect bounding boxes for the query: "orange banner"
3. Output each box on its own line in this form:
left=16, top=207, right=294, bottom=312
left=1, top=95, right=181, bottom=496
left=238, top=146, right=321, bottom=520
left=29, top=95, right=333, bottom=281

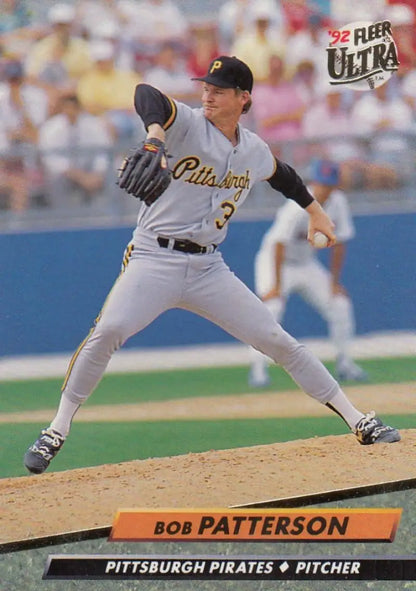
left=109, top=508, right=401, bottom=542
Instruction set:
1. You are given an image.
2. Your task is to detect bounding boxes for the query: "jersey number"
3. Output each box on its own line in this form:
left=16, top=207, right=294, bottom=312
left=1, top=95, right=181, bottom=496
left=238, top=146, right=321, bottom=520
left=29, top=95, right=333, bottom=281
left=215, top=201, right=236, bottom=229
left=215, top=189, right=242, bottom=229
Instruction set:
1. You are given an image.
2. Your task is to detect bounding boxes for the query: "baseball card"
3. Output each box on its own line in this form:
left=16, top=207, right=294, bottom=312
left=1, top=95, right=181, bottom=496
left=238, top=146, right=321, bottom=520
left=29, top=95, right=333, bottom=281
left=1, top=1, right=415, bottom=590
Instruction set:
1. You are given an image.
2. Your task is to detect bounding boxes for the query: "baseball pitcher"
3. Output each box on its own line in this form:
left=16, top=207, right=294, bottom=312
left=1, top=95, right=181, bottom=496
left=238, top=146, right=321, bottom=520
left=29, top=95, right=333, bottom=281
left=24, top=56, right=400, bottom=474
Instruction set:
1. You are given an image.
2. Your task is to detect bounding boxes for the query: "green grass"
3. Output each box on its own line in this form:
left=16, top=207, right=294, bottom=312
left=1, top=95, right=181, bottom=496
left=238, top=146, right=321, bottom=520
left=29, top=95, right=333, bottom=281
left=3, top=414, right=415, bottom=479
left=1, top=356, right=414, bottom=478
left=0, top=356, right=415, bottom=413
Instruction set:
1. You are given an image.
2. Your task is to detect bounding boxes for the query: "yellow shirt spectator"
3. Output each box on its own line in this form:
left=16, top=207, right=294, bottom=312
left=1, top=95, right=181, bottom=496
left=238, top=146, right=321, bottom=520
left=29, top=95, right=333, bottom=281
left=25, top=3, right=92, bottom=80
left=26, top=36, right=92, bottom=80
left=77, top=42, right=141, bottom=115
left=232, top=34, right=284, bottom=81
left=231, top=7, right=285, bottom=82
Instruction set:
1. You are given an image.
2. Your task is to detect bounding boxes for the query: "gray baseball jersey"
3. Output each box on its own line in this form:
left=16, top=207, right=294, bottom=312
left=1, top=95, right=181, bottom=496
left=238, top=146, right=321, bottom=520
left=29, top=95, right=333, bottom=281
left=132, top=100, right=276, bottom=247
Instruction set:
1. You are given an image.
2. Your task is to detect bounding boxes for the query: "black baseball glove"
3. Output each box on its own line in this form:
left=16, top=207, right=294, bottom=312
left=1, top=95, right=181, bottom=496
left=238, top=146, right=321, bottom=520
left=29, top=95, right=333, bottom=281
left=117, top=138, right=171, bottom=206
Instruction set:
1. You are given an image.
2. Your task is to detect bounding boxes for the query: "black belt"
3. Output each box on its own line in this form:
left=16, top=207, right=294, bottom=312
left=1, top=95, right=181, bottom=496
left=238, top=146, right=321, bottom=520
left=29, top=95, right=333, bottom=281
left=157, top=237, right=217, bottom=254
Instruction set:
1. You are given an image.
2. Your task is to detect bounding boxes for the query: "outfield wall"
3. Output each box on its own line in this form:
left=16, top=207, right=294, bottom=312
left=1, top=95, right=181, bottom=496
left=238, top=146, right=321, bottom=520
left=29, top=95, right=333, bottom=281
left=1, top=212, right=415, bottom=357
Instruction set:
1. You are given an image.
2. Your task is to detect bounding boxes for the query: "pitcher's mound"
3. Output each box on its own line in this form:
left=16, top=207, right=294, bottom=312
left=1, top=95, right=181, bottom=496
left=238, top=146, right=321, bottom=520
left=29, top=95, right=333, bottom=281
left=2, top=430, right=415, bottom=546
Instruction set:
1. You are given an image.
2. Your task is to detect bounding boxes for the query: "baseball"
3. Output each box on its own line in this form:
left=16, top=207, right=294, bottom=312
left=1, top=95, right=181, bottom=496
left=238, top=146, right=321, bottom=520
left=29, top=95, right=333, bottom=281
left=312, top=231, right=329, bottom=249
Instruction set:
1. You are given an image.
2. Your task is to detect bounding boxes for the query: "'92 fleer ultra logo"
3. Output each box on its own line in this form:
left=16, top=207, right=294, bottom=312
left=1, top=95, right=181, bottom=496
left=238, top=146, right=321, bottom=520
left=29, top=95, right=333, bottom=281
left=326, top=20, right=399, bottom=90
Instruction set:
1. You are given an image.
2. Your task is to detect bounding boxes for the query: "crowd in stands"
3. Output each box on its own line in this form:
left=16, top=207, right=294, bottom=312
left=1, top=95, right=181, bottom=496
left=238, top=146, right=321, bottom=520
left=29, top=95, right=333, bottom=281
left=1, top=0, right=416, bottom=213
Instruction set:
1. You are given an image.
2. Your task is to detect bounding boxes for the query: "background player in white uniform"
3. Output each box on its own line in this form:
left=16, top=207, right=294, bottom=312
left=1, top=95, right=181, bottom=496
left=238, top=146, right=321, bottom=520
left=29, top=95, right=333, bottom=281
left=24, top=56, right=400, bottom=474
left=249, top=159, right=367, bottom=387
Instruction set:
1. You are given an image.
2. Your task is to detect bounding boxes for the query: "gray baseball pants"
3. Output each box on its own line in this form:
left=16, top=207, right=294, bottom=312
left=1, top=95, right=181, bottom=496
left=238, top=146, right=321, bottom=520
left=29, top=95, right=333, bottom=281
left=62, top=229, right=340, bottom=405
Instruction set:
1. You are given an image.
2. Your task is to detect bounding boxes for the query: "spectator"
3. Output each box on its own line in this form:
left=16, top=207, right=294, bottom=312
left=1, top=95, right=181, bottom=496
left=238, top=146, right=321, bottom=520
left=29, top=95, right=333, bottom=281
left=77, top=40, right=141, bottom=140
left=75, top=0, right=121, bottom=38
left=285, top=12, right=330, bottom=82
left=218, top=0, right=284, bottom=50
left=313, top=0, right=331, bottom=15
left=252, top=54, right=305, bottom=149
left=351, top=81, right=414, bottom=185
left=386, top=3, right=416, bottom=76
left=126, top=0, right=187, bottom=44
left=292, top=58, right=322, bottom=105
left=330, top=0, right=386, bottom=25
left=351, top=81, right=414, bottom=137
left=144, top=42, right=199, bottom=104
left=302, top=84, right=400, bottom=190
left=75, top=1, right=136, bottom=70
left=186, top=20, right=220, bottom=80
left=281, top=0, right=315, bottom=34
left=0, top=0, right=45, bottom=61
left=218, top=0, right=255, bottom=50
left=38, top=93, right=112, bottom=209
left=401, top=67, right=416, bottom=123
left=0, top=0, right=31, bottom=34
left=231, top=2, right=286, bottom=82
left=25, top=3, right=92, bottom=83
left=0, top=60, right=49, bottom=211
left=119, top=0, right=188, bottom=72
left=88, top=19, right=134, bottom=71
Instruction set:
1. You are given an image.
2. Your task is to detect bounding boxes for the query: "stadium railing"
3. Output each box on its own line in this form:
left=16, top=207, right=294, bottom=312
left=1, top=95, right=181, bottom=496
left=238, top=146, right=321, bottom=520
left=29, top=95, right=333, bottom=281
left=1, top=130, right=415, bottom=232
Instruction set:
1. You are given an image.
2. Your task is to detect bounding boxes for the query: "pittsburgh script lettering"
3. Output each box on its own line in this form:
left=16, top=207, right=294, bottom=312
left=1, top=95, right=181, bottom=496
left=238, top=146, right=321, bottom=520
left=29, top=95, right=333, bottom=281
left=172, top=156, right=251, bottom=189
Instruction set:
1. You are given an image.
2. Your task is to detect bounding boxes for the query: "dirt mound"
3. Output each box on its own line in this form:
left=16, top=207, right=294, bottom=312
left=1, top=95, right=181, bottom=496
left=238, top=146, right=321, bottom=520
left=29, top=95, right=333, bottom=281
left=2, top=430, right=415, bottom=546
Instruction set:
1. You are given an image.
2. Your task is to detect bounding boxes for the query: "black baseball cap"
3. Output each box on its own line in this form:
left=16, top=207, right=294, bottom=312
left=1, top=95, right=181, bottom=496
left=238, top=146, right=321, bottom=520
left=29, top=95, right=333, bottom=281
left=192, top=56, right=253, bottom=93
